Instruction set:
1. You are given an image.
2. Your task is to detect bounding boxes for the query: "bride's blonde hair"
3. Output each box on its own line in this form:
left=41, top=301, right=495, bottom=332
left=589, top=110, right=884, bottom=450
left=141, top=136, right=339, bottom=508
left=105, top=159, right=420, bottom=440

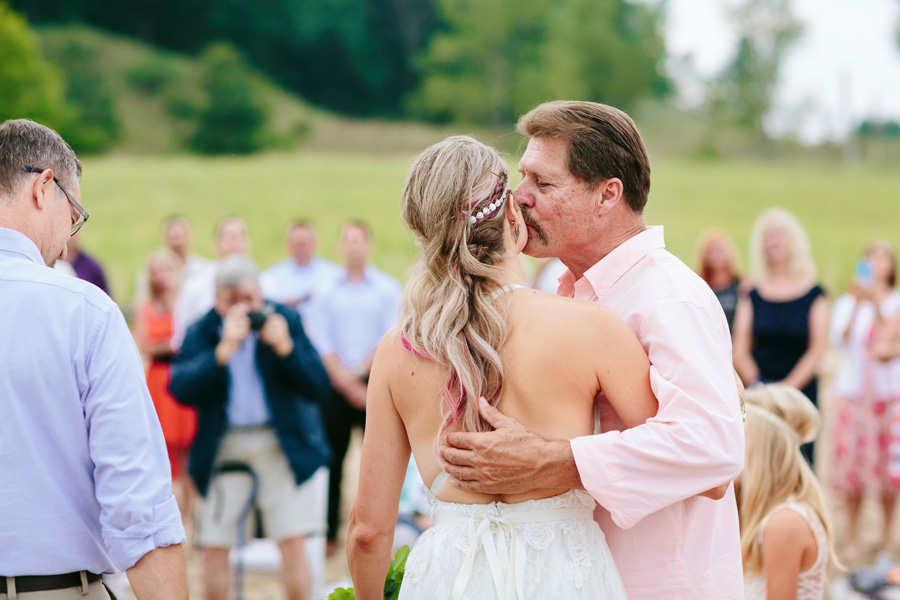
left=740, top=384, right=836, bottom=576
left=400, top=135, right=512, bottom=435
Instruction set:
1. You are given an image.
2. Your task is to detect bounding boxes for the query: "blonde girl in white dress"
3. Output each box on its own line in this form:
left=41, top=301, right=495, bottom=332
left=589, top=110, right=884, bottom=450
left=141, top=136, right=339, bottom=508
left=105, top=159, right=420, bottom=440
left=741, top=384, right=838, bottom=600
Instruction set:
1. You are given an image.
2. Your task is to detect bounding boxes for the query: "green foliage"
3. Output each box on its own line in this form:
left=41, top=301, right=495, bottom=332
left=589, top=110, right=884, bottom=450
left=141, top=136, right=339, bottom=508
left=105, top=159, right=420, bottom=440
left=408, top=0, right=668, bottom=125
left=40, top=28, right=120, bottom=153
left=126, top=54, right=180, bottom=94
left=0, top=1, right=68, bottom=127
left=325, top=545, right=410, bottom=600
left=858, top=120, right=900, bottom=139
left=383, top=545, right=409, bottom=599
left=10, top=0, right=442, bottom=118
left=190, top=42, right=269, bottom=155
left=708, top=0, right=801, bottom=139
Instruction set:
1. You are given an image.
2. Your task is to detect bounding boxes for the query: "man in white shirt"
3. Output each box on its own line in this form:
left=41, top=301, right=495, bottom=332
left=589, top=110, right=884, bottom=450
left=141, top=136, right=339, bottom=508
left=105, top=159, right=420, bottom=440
left=133, top=215, right=214, bottom=302
left=307, top=222, right=402, bottom=554
left=260, top=221, right=341, bottom=325
left=171, top=216, right=249, bottom=348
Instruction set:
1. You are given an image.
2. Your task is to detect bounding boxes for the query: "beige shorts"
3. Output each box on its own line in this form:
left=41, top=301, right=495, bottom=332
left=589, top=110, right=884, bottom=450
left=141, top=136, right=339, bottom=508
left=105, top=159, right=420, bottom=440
left=196, top=428, right=325, bottom=548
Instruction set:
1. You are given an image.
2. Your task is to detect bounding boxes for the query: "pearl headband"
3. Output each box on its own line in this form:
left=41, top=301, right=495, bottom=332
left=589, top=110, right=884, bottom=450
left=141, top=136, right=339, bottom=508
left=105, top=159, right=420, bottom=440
left=466, top=172, right=510, bottom=226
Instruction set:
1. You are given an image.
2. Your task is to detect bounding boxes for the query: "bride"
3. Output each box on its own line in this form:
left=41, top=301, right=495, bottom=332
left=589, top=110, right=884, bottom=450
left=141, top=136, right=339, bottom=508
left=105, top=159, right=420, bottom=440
left=346, top=136, right=657, bottom=599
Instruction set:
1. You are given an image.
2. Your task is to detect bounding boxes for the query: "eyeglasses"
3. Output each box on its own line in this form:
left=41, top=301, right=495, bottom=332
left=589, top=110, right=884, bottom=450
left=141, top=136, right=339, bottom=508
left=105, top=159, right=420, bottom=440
left=23, top=166, right=89, bottom=236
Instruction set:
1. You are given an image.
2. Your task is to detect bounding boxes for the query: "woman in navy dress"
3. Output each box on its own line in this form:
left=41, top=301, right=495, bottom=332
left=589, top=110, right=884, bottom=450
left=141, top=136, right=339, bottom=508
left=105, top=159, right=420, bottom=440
left=733, top=208, right=829, bottom=465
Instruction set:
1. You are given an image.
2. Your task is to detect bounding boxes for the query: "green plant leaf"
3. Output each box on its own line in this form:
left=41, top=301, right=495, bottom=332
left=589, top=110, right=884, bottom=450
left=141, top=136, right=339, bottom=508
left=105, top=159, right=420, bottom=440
left=326, top=587, right=355, bottom=600
left=383, top=545, right=410, bottom=599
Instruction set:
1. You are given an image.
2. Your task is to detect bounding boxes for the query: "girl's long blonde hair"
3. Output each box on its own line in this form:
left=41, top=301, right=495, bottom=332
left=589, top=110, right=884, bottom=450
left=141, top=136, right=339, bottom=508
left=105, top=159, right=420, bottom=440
left=399, top=136, right=512, bottom=435
left=740, top=384, right=837, bottom=575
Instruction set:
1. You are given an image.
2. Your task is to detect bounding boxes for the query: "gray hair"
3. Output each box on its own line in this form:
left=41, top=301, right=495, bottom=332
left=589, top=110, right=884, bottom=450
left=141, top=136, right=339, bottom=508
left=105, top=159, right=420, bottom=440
left=215, top=255, right=258, bottom=293
left=0, top=119, right=82, bottom=198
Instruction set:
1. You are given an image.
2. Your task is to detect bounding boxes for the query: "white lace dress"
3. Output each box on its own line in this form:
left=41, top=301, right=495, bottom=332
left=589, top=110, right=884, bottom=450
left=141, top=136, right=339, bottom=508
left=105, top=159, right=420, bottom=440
left=400, top=472, right=627, bottom=600
left=744, top=501, right=828, bottom=600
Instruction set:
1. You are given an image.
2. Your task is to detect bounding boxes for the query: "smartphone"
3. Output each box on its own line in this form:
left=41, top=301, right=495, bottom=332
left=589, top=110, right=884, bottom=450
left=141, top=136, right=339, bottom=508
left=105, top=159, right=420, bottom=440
left=855, top=258, right=873, bottom=285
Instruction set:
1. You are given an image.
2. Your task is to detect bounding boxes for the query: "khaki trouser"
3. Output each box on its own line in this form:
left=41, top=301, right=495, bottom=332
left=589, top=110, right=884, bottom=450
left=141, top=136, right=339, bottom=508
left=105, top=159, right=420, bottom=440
left=0, top=579, right=114, bottom=600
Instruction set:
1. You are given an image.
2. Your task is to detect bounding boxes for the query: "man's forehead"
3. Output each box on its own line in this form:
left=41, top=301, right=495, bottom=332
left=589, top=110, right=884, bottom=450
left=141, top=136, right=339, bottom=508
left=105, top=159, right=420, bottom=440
left=518, top=137, right=569, bottom=175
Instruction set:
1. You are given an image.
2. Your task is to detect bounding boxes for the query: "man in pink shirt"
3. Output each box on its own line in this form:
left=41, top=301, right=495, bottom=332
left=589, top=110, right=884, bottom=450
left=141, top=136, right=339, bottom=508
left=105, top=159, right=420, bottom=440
left=440, top=101, right=745, bottom=598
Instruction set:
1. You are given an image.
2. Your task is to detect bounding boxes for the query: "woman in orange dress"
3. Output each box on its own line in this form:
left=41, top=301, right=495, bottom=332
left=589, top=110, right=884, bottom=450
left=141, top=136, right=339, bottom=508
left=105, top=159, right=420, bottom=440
left=135, top=250, right=197, bottom=517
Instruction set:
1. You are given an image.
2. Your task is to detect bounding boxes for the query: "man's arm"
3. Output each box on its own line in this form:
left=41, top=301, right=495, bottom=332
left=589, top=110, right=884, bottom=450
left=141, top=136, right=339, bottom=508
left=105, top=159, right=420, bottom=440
left=126, top=545, right=188, bottom=600
left=322, top=354, right=368, bottom=409
left=261, top=308, right=332, bottom=401
left=443, top=300, right=744, bottom=528
left=440, top=398, right=583, bottom=491
left=84, top=308, right=187, bottom=572
left=169, top=316, right=227, bottom=408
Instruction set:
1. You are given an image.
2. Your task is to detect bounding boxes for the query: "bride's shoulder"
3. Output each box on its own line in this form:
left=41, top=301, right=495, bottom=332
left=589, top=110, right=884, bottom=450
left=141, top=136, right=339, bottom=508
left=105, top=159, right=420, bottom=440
left=373, top=327, right=438, bottom=368
left=514, top=290, right=625, bottom=336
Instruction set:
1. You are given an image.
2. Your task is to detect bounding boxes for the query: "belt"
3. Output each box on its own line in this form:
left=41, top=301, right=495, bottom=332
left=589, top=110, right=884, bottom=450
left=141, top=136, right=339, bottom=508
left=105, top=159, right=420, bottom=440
left=0, top=572, right=101, bottom=594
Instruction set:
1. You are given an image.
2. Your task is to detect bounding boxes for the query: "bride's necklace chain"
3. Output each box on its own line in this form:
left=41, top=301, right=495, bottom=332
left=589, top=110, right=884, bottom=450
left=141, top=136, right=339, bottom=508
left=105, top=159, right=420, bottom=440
left=489, top=283, right=524, bottom=300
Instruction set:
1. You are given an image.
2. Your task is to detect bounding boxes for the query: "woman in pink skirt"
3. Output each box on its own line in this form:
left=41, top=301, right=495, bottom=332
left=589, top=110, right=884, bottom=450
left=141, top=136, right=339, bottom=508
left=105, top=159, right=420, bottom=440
left=830, top=240, right=900, bottom=561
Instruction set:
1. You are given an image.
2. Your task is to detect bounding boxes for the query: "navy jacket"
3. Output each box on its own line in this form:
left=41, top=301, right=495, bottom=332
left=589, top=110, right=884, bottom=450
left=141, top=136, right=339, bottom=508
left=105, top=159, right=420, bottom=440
left=169, top=302, right=332, bottom=497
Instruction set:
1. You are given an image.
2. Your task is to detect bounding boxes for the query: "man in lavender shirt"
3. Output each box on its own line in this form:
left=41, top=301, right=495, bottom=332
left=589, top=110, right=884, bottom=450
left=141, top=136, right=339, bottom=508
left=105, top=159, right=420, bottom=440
left=0, top=119, right=187, bottom=599
left=440, top=102, right=745, bottom=599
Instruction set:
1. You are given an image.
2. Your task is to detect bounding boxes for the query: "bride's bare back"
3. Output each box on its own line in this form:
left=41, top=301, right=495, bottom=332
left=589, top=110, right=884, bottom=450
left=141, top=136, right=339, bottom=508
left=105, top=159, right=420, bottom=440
left=368, top=286, right=658, bottom=506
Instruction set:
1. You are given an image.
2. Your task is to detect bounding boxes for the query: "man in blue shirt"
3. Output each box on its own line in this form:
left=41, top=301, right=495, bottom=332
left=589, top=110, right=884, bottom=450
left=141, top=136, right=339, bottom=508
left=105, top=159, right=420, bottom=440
left=0, top=119, right=187, bottom=599
left=170, top=255, right=332, bottom=600
left=260, top=220, right=342, bottom=325
left=307, top=221, right=402, bottom=555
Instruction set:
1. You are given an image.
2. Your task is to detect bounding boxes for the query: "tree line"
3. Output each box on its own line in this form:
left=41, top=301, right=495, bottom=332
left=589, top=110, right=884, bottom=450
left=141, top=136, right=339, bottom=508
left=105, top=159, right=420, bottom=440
left=9, top=0, right=669, bottom=123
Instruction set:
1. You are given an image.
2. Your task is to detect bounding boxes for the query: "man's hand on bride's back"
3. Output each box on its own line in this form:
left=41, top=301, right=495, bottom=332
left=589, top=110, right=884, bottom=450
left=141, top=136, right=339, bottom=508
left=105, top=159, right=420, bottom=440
left=438, top=398, right=583, bottom=495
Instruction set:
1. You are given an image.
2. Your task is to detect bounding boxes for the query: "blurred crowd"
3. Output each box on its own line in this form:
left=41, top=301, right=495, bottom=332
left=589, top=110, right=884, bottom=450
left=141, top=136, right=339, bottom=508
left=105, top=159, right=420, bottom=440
left=60, top=207, right=900, bottom=597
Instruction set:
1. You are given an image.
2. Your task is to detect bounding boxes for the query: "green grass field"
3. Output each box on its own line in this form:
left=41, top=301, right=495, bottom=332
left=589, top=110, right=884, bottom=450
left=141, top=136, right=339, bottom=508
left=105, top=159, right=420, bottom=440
left=77, top=149, right=900, bottom=304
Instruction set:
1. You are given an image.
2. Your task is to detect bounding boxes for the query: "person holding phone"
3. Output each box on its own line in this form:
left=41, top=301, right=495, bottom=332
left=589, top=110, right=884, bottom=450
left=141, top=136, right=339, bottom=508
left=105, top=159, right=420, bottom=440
left=170, top=255, right=332, bottom=600
left=829, top=240, right=900, bottom=561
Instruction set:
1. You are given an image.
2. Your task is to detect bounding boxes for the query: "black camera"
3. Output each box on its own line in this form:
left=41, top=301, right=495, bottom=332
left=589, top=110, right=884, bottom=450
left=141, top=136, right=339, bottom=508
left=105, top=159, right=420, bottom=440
left=247, top=310, right=268, bottom=331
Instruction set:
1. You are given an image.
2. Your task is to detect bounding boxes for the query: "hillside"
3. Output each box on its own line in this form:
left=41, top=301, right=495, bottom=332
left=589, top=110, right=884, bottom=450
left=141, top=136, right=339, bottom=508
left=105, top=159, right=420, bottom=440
left=33, top=25, right=754, bottom=159
left=35, top=25, right=502, bottom=156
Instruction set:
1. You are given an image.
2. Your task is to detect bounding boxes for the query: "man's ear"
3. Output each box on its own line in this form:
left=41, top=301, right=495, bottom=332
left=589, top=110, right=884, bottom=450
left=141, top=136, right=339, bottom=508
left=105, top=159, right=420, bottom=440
left=593, top=177, right=624, bottom=215
left=30, top=168, right=55, bottom=210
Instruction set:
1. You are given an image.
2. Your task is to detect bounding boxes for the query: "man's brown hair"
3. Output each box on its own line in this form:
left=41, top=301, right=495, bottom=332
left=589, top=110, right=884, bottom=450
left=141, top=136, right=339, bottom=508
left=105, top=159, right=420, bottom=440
left=516, top=101, right=651, bottom=213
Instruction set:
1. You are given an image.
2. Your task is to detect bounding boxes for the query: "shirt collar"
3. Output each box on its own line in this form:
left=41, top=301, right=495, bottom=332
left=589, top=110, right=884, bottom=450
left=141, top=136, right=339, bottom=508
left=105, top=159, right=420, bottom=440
left=341, top=266, right=372, bottom=285
left=0, top=227, right=45, bottom=265
left=558, top=226, right=665, bottom=299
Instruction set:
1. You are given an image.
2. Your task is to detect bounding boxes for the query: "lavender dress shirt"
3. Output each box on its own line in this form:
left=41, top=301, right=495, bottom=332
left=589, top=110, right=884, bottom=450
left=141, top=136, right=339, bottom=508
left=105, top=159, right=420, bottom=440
left=0, top=227, right=185, bottom=576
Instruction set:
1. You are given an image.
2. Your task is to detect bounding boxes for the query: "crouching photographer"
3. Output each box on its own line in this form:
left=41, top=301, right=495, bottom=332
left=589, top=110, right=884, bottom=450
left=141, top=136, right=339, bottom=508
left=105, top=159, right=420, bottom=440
left=170, top=255, right=332, bottom=600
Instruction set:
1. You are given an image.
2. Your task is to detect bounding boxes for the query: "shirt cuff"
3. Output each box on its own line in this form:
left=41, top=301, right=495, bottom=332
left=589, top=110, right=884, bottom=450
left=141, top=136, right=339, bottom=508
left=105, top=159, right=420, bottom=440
left=105, top=495, right=187, bottom=571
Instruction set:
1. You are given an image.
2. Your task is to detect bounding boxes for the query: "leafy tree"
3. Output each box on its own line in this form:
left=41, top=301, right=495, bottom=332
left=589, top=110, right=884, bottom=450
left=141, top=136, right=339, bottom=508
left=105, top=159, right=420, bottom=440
left=407, top=0, right=549, bottom=124
left=709, top=0, right=801, bottom=137
left=0, top=1, right=68, bottom=128
left=40, top=27, right=120, bottom=153
left=10, top=0, right=442, bottom=117
left=190, top=42, right=268, bottom=155
left=408, top=0, right=668, bottom=125
left=538, top=0, right=668, bottom=110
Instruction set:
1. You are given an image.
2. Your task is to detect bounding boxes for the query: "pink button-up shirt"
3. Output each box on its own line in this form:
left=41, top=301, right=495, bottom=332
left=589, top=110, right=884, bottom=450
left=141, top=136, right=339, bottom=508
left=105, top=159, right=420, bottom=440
left=564, top=227, right=745, bottom=599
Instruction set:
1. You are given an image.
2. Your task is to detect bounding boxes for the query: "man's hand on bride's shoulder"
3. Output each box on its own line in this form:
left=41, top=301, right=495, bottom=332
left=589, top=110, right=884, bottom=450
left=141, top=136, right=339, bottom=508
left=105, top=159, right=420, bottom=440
left=438, top=398, right=580, bottom=495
